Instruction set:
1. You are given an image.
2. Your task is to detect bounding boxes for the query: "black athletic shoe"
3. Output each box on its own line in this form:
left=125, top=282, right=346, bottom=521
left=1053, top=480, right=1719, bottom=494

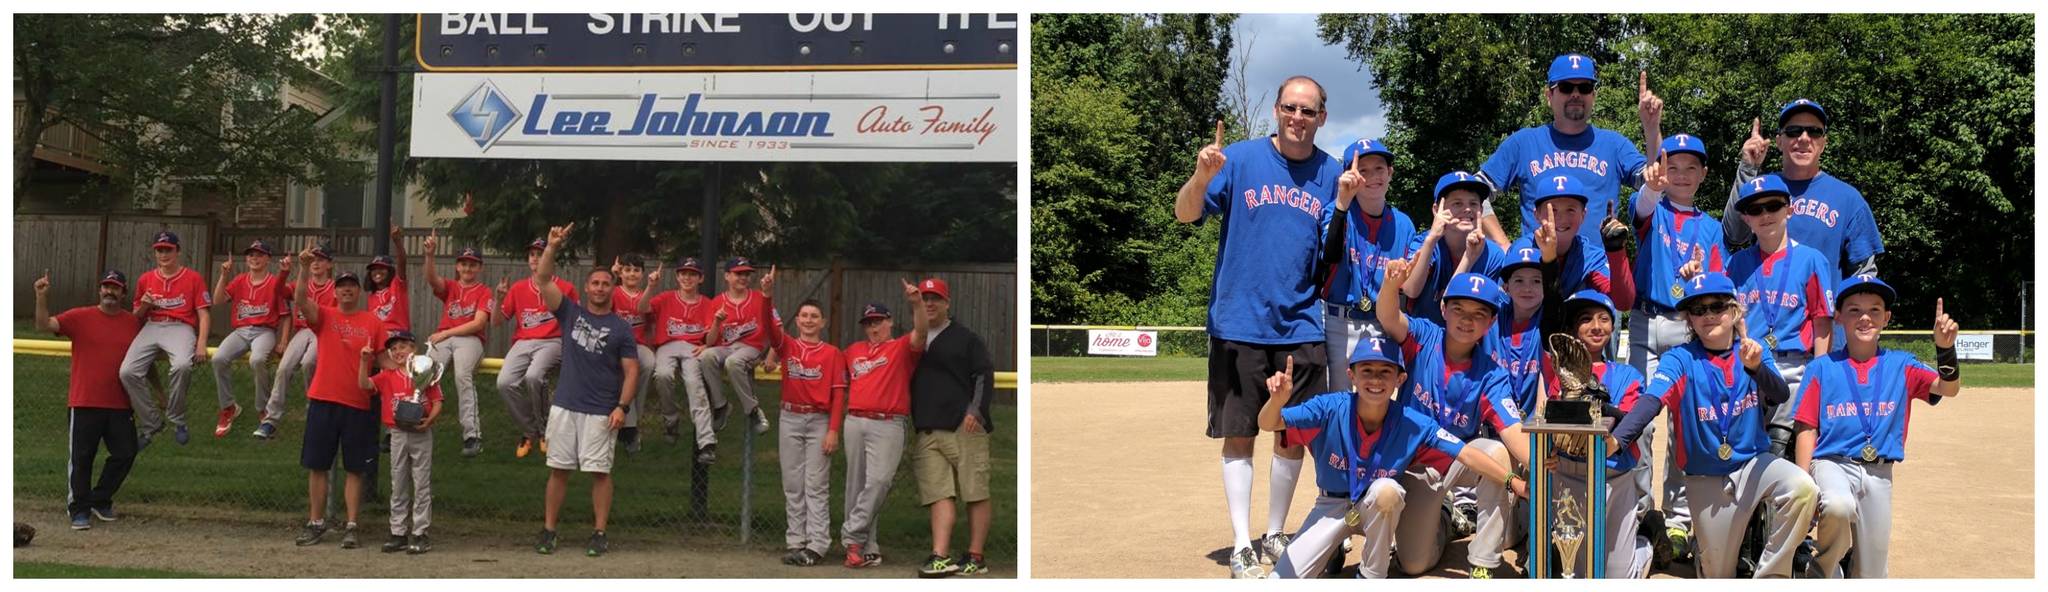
left=295, top=521, right=328, bottom=546
left=382, top=534, right=409, bottom=553
left=587, top=531, right=609, bottom=557
left=339, top=522, right=360, bottom=549
left=408, top=533, right=432, bottom=554
left=461, top=437, right=483, bottom=458
left=536, top=529, right=558, bottom=554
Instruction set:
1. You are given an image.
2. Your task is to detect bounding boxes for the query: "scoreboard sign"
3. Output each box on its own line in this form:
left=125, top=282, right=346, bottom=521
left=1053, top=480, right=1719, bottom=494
left=419, top=13, right=1019, bottom=71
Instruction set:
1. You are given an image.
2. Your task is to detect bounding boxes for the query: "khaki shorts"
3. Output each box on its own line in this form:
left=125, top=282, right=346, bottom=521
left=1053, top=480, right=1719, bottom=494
left=545, top=406, right=616, bottom=474
left=913, top=428, right=991, bottom=505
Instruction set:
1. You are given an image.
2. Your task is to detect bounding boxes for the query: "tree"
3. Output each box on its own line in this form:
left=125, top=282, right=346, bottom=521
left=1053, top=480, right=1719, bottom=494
left=13, top=14, right=358, bottom=207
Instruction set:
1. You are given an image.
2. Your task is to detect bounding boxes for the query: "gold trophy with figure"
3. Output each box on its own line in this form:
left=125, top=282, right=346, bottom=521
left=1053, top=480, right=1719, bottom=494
left=1524, top=334, right=1613, bottom=578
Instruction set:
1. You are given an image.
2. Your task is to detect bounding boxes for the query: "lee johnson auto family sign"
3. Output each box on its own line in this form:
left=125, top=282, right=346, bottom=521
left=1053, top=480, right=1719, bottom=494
left=410, top=13, right=1017, bottom=162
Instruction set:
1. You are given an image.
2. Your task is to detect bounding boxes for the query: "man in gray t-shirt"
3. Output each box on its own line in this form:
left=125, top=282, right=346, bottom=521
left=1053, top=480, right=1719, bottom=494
left=527, top=223, right=641, bottom=558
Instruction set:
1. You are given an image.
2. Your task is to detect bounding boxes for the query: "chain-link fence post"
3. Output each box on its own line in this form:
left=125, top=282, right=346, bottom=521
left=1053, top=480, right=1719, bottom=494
left=739, top=420, right=755, bottom=544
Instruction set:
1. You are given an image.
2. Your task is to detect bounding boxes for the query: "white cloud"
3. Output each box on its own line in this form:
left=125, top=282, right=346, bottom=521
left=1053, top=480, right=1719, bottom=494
left=1228, top=13, right=1384, bottom=157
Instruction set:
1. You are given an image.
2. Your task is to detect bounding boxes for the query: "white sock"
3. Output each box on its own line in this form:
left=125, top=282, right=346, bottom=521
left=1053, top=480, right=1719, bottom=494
left=1223, top=457, right=1253, bottom=551
left=1268, top=455, right=1304, bottom=536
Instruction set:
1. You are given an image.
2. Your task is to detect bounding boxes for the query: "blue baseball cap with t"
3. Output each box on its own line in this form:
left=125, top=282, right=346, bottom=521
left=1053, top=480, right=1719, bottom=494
left=1778, top=98, right=1829, bottom=126
left=1661, top=134, right=1707, bottom=161
left=1678, top=272, right=1737, bottom=310
left=1348, top=334, right=1404, bottom=369
left=1733, top=174, right=1793, bottom=211
left=1548, top=53, right=1596, bottom=84
left=1342, top=138, right=1394, bottom=167
left=1443, top=272, right=1506, bottom=316
left=1434, top=171, right=1489, bottom=202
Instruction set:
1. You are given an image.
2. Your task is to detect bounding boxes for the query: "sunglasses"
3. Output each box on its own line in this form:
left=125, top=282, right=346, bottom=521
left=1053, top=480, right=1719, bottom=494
left=1738, top=199, right=1790, bottom=217
left=1684, top=300, right=1738, bottom=316
left=1278, top=103, right=1322, bottom=118
left=1552, top=81, right=1597, bottom=96
left=1779, top=125, right=1827, bottom=139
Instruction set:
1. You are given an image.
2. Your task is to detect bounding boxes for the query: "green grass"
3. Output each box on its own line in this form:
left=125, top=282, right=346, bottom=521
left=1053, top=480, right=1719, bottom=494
left=15, top=561, right=235, bottom=578
left=12, top=353, right=1017, bottom=560
left=1033, top=355, right=2033, bottom=389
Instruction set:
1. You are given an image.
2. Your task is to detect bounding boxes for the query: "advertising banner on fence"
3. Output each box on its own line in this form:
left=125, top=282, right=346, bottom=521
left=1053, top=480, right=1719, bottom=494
left=1087, top=329, right=1158, bottom=357
left=419, top=13, right=1018, bottom=71
left=1955, top=334, right=1996, bottom=361
left=410, top=70, right=1016, bottom=162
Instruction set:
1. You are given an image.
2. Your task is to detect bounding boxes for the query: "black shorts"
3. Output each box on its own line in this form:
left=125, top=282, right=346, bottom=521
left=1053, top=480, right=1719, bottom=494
left=1207, top=337, right=1327, bottom=439
left=302, top=399, right=379, bottom=474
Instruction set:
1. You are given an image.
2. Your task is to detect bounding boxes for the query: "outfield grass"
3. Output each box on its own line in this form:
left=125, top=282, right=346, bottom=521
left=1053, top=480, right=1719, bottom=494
left=11, top=352, right=1017, bottom=560
left=15, top=561, right=234, bottom=578
left=1033, top=355, right=2034, bottom=388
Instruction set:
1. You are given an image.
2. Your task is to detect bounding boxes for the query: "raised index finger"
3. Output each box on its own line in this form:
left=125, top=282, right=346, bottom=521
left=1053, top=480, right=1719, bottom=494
left=1937, top=297, right=1945, bottom=318
left=1639, top=69, right=1647, bottom=94
left=1751, top=117, right=1762, bottom=139
left=1214, top=119, right=1225, bottom=147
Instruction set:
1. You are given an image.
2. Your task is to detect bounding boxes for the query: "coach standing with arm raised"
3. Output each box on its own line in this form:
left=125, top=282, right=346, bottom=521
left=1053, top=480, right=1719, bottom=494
left=288, top=240, right=384, bottom=549
left=1723, top=100, right=1884, bottom=293
left=908, top=278, right=998, bottom=578
left=37, top=270, right=145, bottom=530
left=528, top=222, right=640, bottom=557
left=1174, top=75, right=1341, bottom=579
left=1476, top=53, right=1648, bottom=253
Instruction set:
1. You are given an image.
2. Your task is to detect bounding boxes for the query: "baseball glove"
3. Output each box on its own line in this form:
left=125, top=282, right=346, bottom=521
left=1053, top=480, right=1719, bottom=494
left=1545, top=334, right=1611, bottom=457
left=14, top=521, right=34, bottom=547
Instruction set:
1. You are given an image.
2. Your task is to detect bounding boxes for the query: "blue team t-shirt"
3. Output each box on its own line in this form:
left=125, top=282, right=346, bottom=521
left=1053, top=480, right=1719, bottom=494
left=1410, top=237, right=1504, bottom=327
left=1791, top=350, right=1940, bottom=463
left=1649, top=342, right=1782, bottom=476
left=1202, top=137, right=1341, bottom=345
left=1726, top=241, right=1837, bottom=354
left=552, top=298, right=639, bottom=415
left=1324, top=205, right=1418, bottom=308
left=1781, top=172, right=1884, bottom=282
left=1283, top=392, right=1466, bottom=498
left=1479, top=124, right=1648, bottom=243
left=1635, top=200, right=1726, bottom=312
left=1397, top=316, right=1523, bottom=441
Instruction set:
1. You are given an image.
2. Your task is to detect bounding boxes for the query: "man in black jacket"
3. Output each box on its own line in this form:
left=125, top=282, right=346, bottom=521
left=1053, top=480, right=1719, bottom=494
left=908, top=278, right=997, bottom=578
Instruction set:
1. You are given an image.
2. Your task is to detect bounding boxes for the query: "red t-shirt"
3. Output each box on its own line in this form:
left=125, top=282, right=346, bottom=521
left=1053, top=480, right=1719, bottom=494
left=648, top=290, right=713, bottom=346
left=435, top=279, right=494, bottom=333
left=612, top=286, right=654, bottom=347
left=55, top=307, right=143, bottom=410
left=289, top=279, right=337, bottom=330
left=499, top=277, right=579, bottom=341
left=134, top=267, right=211, bottom=328
left=307, top=306, right=383, bottom=410
left=843, top=334, right=921, bottom=417
left=711, top=290, right=778, bottom=350
left=777, top=337, right=847, bottom=424
left=225, top=272, right=289, bottom=329
left=368, top=276, right=411, bottom=335
left=371, top=367, right=445, bottom=429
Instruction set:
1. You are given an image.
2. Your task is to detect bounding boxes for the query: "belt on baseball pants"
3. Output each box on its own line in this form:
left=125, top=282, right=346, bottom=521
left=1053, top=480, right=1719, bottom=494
left=1823, top=454, right=1897, bottom=465
left=781, top=402, right=828, bottom=415
left=1323, top=301, right=1375, bottom=321
left=846, top=410, right=903, bottom=422
left=1323, top=490, right=1349, bottom=499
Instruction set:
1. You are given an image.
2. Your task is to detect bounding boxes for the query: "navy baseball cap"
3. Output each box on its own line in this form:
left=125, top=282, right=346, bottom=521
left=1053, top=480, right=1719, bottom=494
left=1661, top=133, right=1707, bottom=161
left=1342, top=138, right=1394, bottom=167
left=860, top=303, right=892, bottom=322
left=1835, top=274, right=1897, bottom=310
left=1528, top=173, right=1590, bottom=206
left=1733, top=174, right=1793, bottom=210
left=244, top=239, right=274, bottom=256
left=1547, top=53, right=1596, bottom=84
left=726, top=257, right=756, bottom=273
left=384, top=330, right=417, bottom=349
left=1678, top=272, right=1738, bottom=310
left=1777, top=98, right=1829, bottom=126
left=1348, top=334, right=1404, bottom=369
left=99, top=270, right=127, bottom=288
left=1433, top=171, right=1489, bottom=202
left=455, top=247, right=483, bottom=263
left=152, top=231, right=180, bottom=250
left=1496, top=239, right=1544, bottom=279
left=333, top=271, right=362, bottom=286
left=1443, top=272, right=1506, bottom=316
left=675, top=257, right=703, bottom=274
left=367, top=255, right=396, bottom=270
left=1563, top=289, right=1621, bottom=324
left=310, top=243, right=333, bottom=260
left=527, top=238, right=548, bottom=252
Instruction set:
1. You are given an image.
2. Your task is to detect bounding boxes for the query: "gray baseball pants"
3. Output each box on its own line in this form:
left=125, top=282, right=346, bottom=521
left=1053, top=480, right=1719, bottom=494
left=653, top=341, right=714, bottom=447
left=426, top=335, right=486, bottom=441
left=1809, top=458, right=1894, bottom=578
left=840, top=415, right=905, bottom=556
left=389, top=428, right=434, bottom=536
left=119, top=321, right=198, bottom=435
left=265, top=329, right=319, bottom=423
left=211, top=325, right=277, bottom=412
left=1682, top=453, right=1819, bottom=578
left=497, top=339, right=562, bottom=439
left=780, top=408, right=832, bottom=554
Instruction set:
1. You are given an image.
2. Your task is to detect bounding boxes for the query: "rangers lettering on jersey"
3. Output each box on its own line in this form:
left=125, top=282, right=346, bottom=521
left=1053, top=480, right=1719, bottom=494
left=1242, top=184, right=1326, bottom=218
left=1696, top=392, right=1760, bottom=422
left=1526, top=151, right=1611, bottom=179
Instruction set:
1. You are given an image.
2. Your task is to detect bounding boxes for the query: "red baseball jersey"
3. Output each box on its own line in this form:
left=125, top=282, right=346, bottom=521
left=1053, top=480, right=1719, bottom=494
left=777, top=337, right=847, bottom=423
left=55, top=306, right=143, bottom=410
left=843, top=334, right=921, bottom=417
left=612, top=286, right=654, bottom=346
left=134, top=267, right=211, bottom=327
left=712, top=290, right=779, bottom=350
left=368, top=275, right=411, bottom=335
left=499, top=277, right=579, bottom=341
left=648, top=290, right=714, bottom=347
left=435, top=279, right=494, bottom=333
left=372, top=367, right=445, bottom=429
left=289, top=279, right=338, bottom=330
left=225, top=272, right=289, bottom=329
left=307, top=306, right=383, bottom=410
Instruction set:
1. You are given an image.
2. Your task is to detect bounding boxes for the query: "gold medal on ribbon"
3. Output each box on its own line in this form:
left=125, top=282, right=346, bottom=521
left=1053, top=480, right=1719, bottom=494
left=1344, top=509, right=1361, bottom=527
left=1765, top=334, right=1778, bottom=350
left=1862, top=445, right=1879, bottom=462
left=1670, top=283, right=1684, bottom=301
left=1717, top=443, right=1733, bottom=460
left=1357, top=298, right=1372, bottom=314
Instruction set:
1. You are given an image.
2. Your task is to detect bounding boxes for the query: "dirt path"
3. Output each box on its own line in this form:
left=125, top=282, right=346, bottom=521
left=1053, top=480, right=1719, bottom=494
left=12, top=500, right=1012, bottom=579
left=1030, top=382, right=2033, bottom=578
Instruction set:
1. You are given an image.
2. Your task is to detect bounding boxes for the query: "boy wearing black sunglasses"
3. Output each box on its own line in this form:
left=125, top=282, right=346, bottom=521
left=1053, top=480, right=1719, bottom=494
left=1722, top=175, right=1837, bottom=460
left=1724, top=99, right=1884, bottom=292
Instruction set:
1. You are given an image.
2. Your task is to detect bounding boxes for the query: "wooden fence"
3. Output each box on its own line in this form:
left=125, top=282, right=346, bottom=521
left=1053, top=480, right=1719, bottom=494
left=13, top=213, right=215, bottom=318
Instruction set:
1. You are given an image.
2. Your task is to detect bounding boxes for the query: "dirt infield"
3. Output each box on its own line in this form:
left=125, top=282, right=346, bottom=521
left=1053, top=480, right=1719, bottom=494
left=1030, top=382, right=2034, bottom=578
left=11, top=500, right=1014, bottom=578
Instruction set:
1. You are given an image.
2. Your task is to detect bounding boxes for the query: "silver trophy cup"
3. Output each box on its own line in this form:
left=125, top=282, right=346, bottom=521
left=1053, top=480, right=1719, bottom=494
left=394, top=343, right=443, bottom=430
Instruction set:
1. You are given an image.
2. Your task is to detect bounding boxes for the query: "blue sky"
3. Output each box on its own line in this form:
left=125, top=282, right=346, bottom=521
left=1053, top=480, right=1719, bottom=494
left=1230, top=14, right=1385, bottom=157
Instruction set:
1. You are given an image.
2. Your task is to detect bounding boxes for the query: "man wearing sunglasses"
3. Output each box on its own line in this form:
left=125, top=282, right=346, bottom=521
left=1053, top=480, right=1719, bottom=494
left=1724, top=99, right=1884, bottom=291
left=1174, top=75, right=1343, bottom=579
left=1476, top=53, right=1649, bottom=256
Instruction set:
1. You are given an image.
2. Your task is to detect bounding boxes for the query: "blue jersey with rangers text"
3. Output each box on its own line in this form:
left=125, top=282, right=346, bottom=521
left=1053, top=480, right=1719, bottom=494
left=1726, top=241, right=1836, bottom=353
left=1284, top=393, right=1466, bottom=497
left=1202, top=137, right=1341, bottom=345
left=1479, top=125, right=1647, bottom=243
left=1397, top=316, right=1522, bottom=441
left=1779, top=173, right=1884, bottom=282
left=1635, top=201, right=1726, bottom=312
left=1487, top=315, right=1543, bottom=416
left=1792, top=350, right=1940, bottom=462
left=1325, top=206, right=1418, bottom=308
left=1649, top=342, right=1782, bottom=476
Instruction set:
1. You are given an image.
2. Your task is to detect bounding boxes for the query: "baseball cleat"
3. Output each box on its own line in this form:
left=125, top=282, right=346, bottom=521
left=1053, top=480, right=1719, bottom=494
left=1448, top=498, right=1479, bottom=538
left=695, top=444, right=718, bottom=465
left=1229, top=547, right=1266, bottom=579
left=1259, top=532, right=1293, bottom=565
left=793, top=549, right=822, bottom=567
left=712, top=404, right=731, bottom=431
left=844, top=543, right=868, bottom=568
left=1666, top=527, right=1692, bottom=564
left=783, top=548, right=805, bottom=565
left=918, top=554, right=961, bottom=578
left=173, top=425, right=190, bottom=445
left=461, top=437, right=483, bottom=458
left=407, top=533, right=432, bottom=554
left=516, top=436, right=534, bottom=459
left=214, top=404, right=241, bottom=437
left=252, top=422, right=277, bottom=440
left=1470, top=566, right=1494, bottom=579
left=751, top=408, right=771, bottom=434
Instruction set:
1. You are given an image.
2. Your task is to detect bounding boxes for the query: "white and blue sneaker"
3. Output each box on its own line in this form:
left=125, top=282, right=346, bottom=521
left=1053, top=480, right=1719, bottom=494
left=69, top=512, right=91, bottom=530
